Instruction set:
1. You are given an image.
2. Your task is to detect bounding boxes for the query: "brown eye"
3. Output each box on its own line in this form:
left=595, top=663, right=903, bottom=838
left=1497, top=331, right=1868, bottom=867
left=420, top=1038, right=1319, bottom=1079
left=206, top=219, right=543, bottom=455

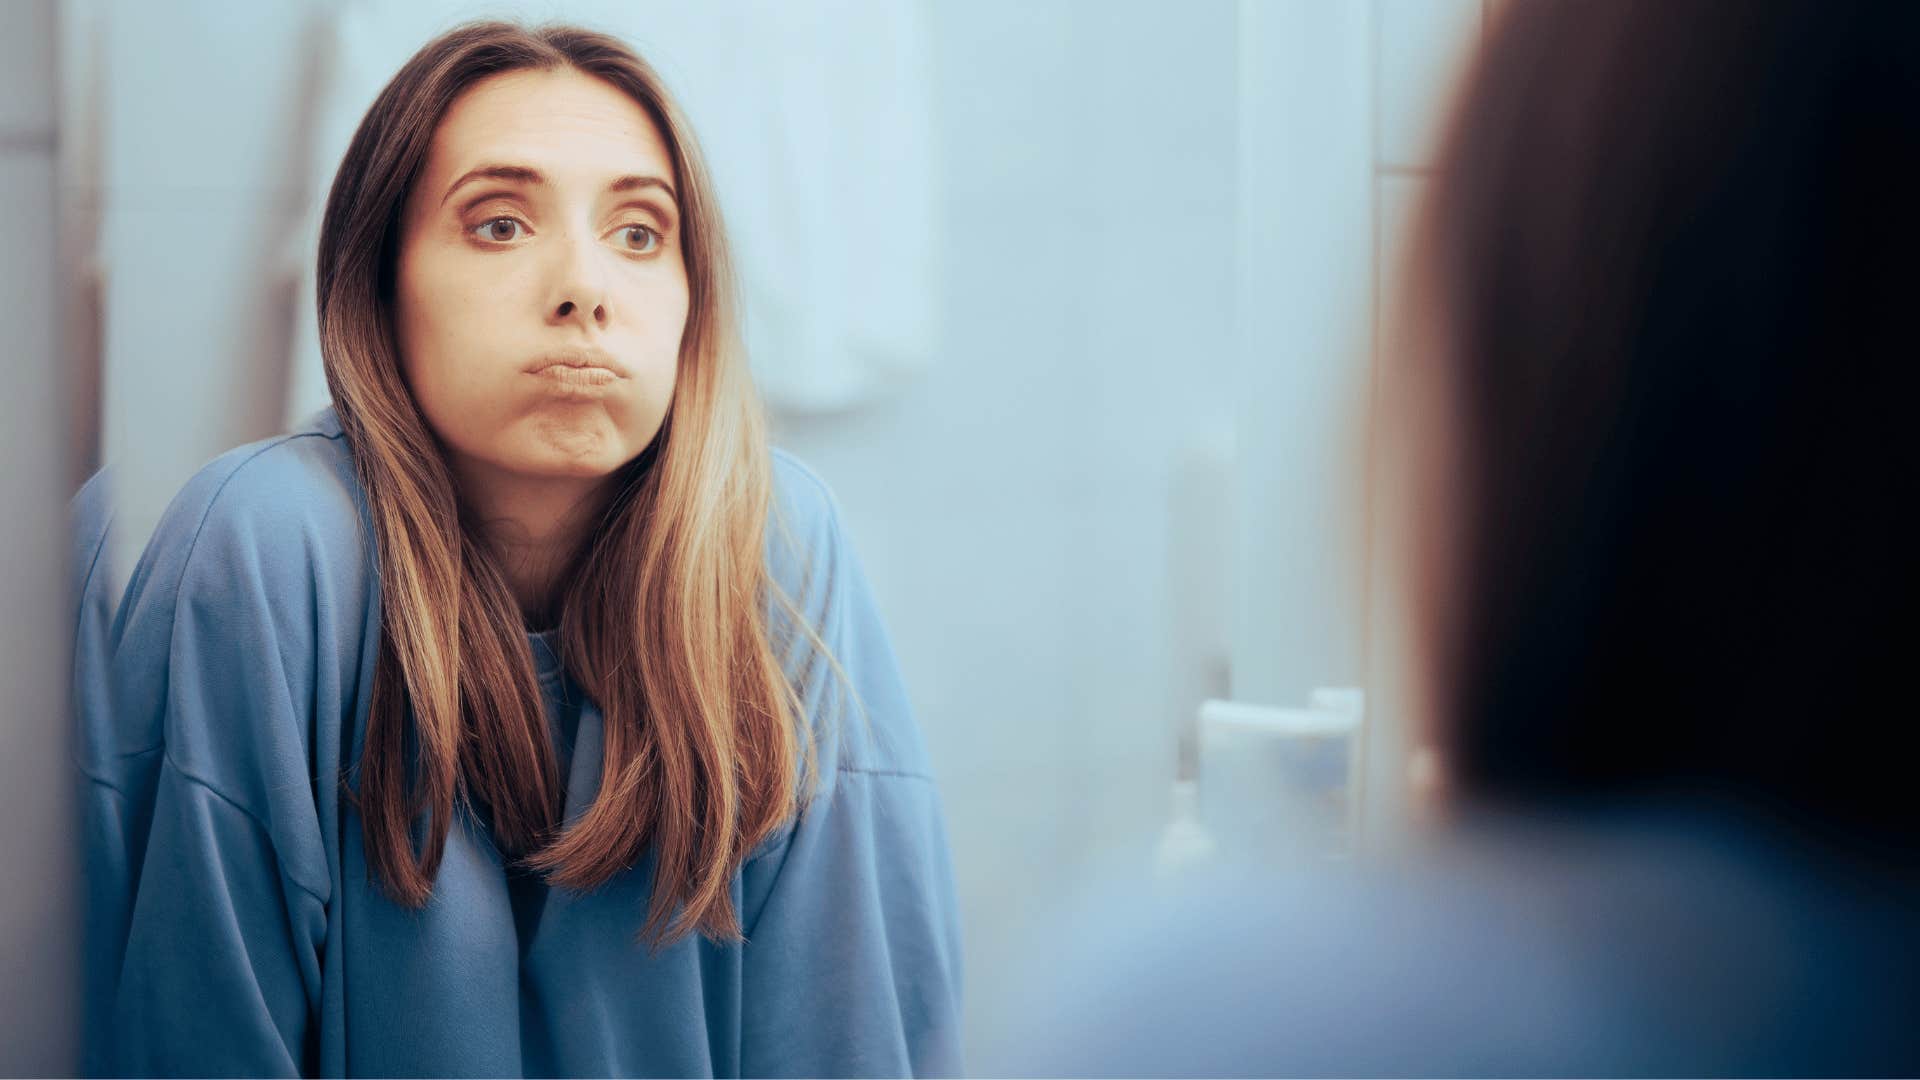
left=621, top=225, right=660, bottom=254
left=471, top=217, right=526, bottom=243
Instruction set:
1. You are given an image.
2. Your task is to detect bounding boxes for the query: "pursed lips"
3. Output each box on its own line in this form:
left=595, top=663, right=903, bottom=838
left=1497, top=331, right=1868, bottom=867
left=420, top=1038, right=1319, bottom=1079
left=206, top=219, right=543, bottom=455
left=524, top=346, right=630, bottom=379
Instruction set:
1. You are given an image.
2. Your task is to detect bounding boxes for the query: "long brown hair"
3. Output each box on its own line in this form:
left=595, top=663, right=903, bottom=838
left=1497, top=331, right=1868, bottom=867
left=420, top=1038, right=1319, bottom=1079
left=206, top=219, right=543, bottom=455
left=1399, top=1, right=1918, bottom=850
left=316, top=20, right=818, bottom=944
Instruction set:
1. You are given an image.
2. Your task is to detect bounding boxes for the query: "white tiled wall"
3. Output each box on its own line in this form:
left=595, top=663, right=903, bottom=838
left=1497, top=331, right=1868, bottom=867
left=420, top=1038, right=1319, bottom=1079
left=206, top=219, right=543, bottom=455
left=92, top=0, right=333, bottom=596
left=1230, top=0, right=1374, bottom=715
left=1360, top=0, right=1489, bottom=836
left=1227, top=0, right=1483, bottom=762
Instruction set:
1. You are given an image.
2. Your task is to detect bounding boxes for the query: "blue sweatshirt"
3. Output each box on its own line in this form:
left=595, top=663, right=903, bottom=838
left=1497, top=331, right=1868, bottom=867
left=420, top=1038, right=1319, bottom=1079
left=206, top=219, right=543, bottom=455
left=72, top=406, right=963, bottom=1077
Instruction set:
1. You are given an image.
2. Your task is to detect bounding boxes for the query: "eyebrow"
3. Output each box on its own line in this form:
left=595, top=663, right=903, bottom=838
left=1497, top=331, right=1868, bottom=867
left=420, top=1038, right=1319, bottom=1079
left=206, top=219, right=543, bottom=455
left=439, top=163, right=679, bottom=207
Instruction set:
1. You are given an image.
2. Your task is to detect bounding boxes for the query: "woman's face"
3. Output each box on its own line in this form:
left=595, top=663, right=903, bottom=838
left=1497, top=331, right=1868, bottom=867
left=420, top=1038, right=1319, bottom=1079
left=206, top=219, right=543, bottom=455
left=394, top=67, right=688, bottom=485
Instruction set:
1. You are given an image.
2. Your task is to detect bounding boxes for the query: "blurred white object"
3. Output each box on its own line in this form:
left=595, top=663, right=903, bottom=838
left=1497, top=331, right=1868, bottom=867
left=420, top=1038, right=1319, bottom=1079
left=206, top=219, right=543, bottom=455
left=1197, top=689, right=1364, bottom=863
left=282, top=0, right=938, bottom=429
left=1308, top=685, right=1365, bottom=720
left=1152, top=780, right=1219, bottom=883
left=640, top=0, right=940, bottom=414
left=1200, top=696, right=1361, bottom=738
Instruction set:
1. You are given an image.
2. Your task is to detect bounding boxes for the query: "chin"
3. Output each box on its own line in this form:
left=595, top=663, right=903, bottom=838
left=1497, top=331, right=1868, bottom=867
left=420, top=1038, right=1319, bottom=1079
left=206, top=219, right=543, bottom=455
left=512, top=413, right=650, bottom=472
left=516, top=459, right=618, bottom=481
left=517, top=443, right=639, bottom=480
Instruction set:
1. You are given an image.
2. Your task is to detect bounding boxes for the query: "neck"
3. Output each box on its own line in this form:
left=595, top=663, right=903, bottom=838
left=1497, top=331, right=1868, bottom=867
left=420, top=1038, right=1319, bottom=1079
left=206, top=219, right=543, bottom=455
left=450, top=454, right=619, bottom=628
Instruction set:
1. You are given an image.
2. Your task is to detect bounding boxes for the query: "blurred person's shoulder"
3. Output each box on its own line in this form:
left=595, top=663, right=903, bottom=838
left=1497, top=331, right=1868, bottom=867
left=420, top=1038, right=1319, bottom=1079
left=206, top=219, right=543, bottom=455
left=989, top=850, right=1605, bottom=1077
left=991, top=807, right=1920, bottom=1077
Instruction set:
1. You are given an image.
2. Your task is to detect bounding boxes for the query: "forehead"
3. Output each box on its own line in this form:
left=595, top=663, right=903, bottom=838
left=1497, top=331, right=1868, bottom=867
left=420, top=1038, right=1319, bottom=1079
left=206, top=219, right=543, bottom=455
left=421, top=67, right=673, bottom=183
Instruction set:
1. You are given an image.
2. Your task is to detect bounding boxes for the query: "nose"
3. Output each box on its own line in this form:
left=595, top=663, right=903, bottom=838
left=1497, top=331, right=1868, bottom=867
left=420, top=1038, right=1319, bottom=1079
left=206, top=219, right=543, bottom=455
left=546, top=233, right=608, bottom=331
left=554, top=297, right=606, bottom=327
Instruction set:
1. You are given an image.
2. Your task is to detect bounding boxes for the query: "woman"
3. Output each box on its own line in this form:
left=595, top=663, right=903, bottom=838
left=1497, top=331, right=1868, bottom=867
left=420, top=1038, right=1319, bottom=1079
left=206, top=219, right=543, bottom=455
left=75, top=21, right=961, bottom=1077
left=1004, top=1, right=1919, bottom=1074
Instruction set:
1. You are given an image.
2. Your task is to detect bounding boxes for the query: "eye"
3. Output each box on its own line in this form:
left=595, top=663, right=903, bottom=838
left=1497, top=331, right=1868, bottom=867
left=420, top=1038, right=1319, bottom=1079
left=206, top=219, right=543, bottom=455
left=619, top=224, right=661, bottom=254
left=471, top=217, right=527, bottom=243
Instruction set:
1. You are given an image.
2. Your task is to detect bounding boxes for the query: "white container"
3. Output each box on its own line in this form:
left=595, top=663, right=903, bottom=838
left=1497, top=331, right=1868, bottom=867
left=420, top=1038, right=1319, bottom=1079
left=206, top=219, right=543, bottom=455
left=1197, top=689, right=1363, bottom=862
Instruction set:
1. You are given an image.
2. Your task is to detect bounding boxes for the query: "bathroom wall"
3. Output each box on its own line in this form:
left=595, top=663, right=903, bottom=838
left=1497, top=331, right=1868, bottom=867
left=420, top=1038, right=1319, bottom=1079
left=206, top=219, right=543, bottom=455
left=1, top=0, right=78, bottom=1070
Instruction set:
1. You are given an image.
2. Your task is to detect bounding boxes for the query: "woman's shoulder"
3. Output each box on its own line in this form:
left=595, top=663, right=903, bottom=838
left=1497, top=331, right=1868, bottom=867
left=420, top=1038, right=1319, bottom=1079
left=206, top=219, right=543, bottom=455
left=145, top=406, right=368, bottom=582
left=80, top=407, right=374, bottom=838
left=174, top=406, right=361, bottom=538
left=762, top=448, right=935, bottom=783
left=768, top=447, right=842, bottom=538
left=763, top=447, right=851, bottom=600
left=95, top=405, right=376, bottom=661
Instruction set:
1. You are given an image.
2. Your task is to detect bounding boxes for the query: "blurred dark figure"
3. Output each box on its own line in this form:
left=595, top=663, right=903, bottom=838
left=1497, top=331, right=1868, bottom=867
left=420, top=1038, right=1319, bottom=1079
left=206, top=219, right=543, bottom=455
left=1420, top=0, right=1915, bottom=874
left=1006, top=1, right=1920, bottom=1075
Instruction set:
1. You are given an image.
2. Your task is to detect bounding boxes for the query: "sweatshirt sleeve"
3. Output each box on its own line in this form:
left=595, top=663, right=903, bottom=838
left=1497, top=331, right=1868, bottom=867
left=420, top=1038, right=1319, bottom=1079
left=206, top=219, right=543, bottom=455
left=90, top=443, right=349, bottom=1077
left=736, top=456, right=965, bottom=1077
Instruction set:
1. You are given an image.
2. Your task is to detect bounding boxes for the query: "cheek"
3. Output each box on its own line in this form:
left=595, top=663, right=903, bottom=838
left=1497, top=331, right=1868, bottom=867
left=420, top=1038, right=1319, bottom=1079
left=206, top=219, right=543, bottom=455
left=625, top=268, right=690, bottom=356
left=616, top=269, right=691, bottom=397
left=395, top=252, right=520, bottom=426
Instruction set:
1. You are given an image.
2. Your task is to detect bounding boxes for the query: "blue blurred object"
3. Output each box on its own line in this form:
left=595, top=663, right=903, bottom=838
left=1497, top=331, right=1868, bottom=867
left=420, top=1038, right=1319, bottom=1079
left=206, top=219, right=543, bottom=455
left=998, top=804, right=1920, bottom=1077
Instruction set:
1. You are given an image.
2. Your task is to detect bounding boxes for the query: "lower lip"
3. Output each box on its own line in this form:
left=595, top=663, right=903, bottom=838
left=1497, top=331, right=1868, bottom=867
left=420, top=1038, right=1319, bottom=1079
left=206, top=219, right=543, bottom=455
left=531, top=365, right=621, bottom=391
